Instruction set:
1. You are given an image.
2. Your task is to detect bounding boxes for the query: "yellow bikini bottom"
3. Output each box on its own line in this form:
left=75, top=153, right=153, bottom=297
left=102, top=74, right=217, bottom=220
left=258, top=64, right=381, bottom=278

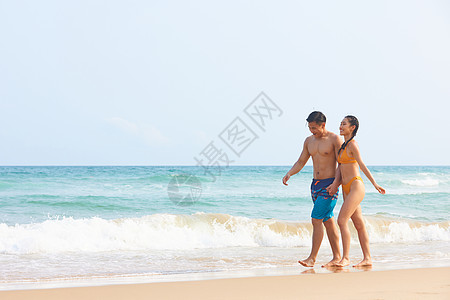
left=342, top=176, right=363, bottom=195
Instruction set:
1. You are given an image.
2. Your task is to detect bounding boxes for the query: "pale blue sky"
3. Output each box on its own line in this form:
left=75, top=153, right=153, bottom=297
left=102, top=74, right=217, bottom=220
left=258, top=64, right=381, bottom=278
left=0, top=0, right=449, bottom=165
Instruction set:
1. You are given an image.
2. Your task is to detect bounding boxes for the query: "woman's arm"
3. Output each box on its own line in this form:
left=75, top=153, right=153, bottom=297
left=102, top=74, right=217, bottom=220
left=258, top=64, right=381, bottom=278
left=326, top=134, right=343, bottom=195
left=326, top=166, right=341, bottom=195
left=349, top=141, right=385, bottom=194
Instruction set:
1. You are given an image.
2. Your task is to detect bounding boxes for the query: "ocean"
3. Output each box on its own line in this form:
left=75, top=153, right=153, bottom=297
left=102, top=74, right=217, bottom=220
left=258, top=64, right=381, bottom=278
left=0, top=166, right=449, bottom=290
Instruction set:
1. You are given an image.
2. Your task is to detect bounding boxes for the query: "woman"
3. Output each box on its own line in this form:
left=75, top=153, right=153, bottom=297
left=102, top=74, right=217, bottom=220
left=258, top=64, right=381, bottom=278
left=336, top=115, right=385, bottom=267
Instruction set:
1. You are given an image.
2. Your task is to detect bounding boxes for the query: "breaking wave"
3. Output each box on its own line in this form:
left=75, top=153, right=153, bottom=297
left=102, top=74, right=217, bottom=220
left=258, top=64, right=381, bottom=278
left=0, top=213, right=448, bottom=254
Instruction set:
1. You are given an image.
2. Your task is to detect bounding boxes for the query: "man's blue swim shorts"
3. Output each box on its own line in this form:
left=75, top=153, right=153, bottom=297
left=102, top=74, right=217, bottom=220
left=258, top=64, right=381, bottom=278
left=310, top=178, right=339, bottom=222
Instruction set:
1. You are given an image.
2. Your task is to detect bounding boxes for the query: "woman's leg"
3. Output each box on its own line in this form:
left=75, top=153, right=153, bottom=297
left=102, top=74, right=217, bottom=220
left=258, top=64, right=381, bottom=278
left=337, top=180, right=365, bottom=266
left=351, top=205, right=372, bottom=267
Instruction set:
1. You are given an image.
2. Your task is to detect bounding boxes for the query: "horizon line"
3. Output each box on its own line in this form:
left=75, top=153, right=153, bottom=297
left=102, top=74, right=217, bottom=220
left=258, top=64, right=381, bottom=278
left=0, top=165, right=449, bottom=167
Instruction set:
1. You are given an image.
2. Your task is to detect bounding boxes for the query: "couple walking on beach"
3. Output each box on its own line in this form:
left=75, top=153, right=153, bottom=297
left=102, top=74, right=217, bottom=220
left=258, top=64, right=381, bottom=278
left=282, top=111, right=385, bottom=268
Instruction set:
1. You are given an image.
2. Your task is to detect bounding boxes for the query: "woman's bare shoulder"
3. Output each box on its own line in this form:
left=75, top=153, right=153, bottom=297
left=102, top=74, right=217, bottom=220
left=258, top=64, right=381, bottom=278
left=347, top=139, right=359, bottom=152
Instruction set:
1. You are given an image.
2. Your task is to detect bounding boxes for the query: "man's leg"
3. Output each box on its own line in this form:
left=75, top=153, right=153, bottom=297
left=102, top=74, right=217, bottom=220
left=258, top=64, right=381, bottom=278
left=322, top=217, right=341, bottom=267
left=298, top=218, right=324, bottom=267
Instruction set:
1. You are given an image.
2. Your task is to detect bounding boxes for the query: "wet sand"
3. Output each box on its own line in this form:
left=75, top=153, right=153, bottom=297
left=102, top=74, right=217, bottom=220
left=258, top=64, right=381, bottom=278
left=1, top=267, right=449, bottom=300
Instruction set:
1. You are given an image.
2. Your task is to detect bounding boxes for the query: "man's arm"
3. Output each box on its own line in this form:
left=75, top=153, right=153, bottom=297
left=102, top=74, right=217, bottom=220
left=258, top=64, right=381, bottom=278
left=282, top=138, right=310, bottom=186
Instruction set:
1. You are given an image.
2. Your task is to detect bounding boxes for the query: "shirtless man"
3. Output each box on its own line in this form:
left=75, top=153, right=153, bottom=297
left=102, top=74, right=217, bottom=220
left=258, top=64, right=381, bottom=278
left=282, top=111, right=342, bottom=267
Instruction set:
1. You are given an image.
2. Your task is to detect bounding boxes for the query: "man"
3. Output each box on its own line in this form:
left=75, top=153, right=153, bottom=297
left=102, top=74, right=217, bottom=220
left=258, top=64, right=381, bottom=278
left=282, top=111, right=342, bottom=267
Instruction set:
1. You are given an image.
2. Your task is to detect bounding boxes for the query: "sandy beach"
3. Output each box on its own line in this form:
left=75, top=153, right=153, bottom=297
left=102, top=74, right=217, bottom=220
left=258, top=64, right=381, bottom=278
left=1, top=267, right=449, bottom=300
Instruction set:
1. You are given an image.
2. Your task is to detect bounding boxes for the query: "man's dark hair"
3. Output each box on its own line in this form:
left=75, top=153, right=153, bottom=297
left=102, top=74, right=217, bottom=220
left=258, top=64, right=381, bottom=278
left=306, top=111, right=326, bottom=124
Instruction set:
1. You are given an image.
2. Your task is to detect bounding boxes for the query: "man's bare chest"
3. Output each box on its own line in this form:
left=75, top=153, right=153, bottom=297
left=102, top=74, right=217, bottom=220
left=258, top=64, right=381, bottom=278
left=308, top=140, right=334, bottom=157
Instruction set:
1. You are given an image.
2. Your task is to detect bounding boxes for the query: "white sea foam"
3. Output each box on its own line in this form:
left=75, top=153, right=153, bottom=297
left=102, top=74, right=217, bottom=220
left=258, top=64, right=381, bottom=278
left=365, top=216, right=450, bottom=243
left=0, top=213, right=448, bottom=254
left=0, top=213, right=311, bottom=254
left=400, top=178, right=440, bottom=187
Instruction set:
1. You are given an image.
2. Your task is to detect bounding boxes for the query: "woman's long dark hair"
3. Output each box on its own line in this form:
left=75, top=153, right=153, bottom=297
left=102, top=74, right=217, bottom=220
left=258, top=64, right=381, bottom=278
left=338, top=115, right=359, bottom=155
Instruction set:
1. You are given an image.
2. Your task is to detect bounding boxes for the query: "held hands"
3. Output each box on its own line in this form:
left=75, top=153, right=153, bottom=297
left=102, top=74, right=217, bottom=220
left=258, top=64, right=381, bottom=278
left=326, top=183, right=339, bottom=196
left=282, top=173, right=290, bottom=186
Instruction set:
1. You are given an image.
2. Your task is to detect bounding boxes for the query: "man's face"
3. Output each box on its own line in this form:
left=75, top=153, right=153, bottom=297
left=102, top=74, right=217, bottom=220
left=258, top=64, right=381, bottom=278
left=308, top=121, right=325, bottom=137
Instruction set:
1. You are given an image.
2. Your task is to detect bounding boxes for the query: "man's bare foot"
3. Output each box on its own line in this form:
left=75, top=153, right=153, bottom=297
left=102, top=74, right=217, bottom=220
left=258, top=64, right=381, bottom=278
left=353, top=258, right=372, bottom=268
left=335, top=258, right=350, bottom=267
left=322, top=258, right=341, bottom=268
left=298, top=257, right=315, bottom=267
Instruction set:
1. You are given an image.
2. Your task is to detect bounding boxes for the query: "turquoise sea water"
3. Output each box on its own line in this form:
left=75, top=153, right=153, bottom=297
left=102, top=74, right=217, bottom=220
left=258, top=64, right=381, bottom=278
left=0, top=166, right=449, bottom=289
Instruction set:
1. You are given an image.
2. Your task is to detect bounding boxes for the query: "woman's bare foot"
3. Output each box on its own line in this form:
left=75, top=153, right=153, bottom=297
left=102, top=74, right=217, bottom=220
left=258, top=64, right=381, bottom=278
left=322, top=258, right=341, bottom=267
left=324, top=266, right=349, bottom=273
left=353, top=258, right=372, bottom=267
left=298, top=257, right=315, bottom=267
left=335, top=258, right=350, bottom=267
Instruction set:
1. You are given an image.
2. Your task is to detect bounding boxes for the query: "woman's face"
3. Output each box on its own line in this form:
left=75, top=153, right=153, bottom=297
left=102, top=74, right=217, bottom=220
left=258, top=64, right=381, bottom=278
left=339, top=118, right=354, bottom=136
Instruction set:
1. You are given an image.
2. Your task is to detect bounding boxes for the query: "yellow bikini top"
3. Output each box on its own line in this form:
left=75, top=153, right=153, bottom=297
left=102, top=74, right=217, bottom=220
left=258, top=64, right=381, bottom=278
left=337, top=143, right=357, bottom=164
